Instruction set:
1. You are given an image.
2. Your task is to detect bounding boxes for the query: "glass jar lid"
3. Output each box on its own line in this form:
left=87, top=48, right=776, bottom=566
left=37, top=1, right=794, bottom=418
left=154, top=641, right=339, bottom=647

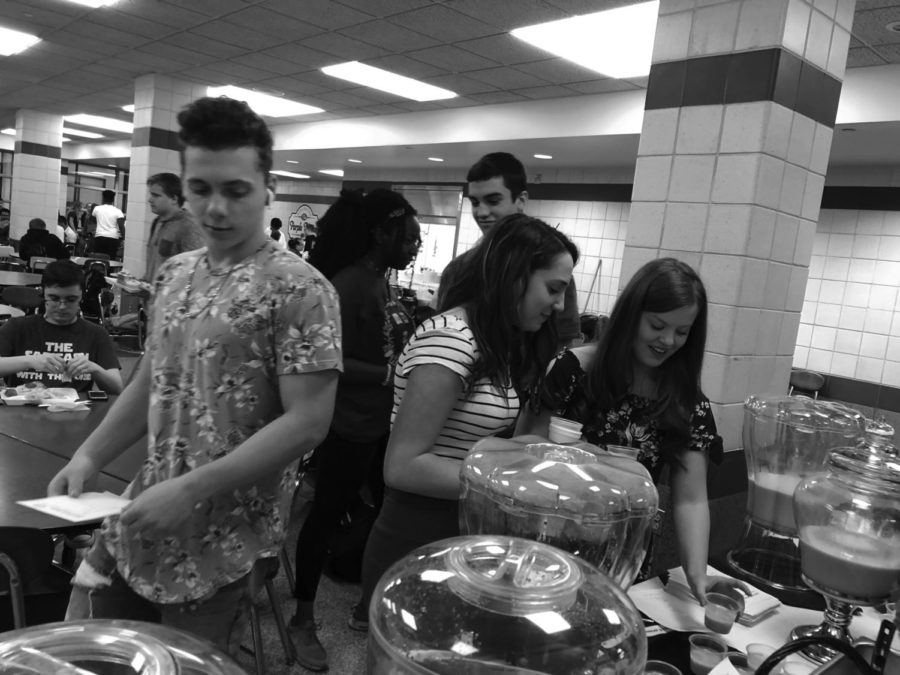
left=744, top=395, right=865, bottom=434
left=829, top=446, right=900, bottom=487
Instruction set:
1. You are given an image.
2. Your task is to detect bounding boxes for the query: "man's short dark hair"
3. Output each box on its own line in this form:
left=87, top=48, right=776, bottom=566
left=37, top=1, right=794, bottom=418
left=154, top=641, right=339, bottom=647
left=42, top=260, right=83, bottom=289
left=101, top=190, right=116, bottom=204
left=148, top=172, right=185, bottom=207
left=28, top=218, right=47, bottom=230
left=177, top=97, right=274, bottom=177
left=466, top=152, right=527, bottom=200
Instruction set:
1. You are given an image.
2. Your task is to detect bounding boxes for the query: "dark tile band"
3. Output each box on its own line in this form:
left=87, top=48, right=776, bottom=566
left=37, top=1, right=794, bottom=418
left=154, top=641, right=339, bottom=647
left=820, top=186, right=900, bottom=211
left=131, top=126, right=180, bottom=151
left=646, top=48, right=842, bottom=129
left=345, top=180, right=633, bottom=203
left=14, top=141, right=61, bottom=160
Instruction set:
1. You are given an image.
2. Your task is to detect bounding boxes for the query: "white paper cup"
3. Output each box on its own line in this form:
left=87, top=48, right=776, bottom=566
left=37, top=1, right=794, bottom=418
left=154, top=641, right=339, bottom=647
left=606, top=444, right=640, bottom=460
left=548, top=416, right=583, bottom=444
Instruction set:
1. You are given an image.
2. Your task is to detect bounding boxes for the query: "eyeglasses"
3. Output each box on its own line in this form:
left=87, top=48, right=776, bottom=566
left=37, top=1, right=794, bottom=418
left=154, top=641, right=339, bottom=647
left=45, top=294, right=82, bottom=305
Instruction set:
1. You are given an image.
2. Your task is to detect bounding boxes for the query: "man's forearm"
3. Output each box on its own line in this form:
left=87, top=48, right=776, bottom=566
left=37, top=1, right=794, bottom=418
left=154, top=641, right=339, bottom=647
left=92, top=367, right=123, bottom=394
left=0, top=355, right=35, bottom=378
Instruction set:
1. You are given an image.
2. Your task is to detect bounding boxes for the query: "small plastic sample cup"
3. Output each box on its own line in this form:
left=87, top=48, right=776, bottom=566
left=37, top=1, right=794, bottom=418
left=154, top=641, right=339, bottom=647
left=605, top=443, right=641, bottom=460
left=726, top=651, right=754, bottom=675
left=547, top=416, right=582, bottom=444
left=689, top=633, right=728, bottom=675
left=645, top=660, right=683, bottom=675
left=704, top=592, right=741, bottom=634
left=746, top=643, right=777, bottom=671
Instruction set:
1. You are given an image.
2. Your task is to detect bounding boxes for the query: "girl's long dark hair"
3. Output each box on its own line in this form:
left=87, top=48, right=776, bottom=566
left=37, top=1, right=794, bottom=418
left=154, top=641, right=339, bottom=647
left=308, top=188, right=416, bottom=280
left=440, top=214, right=578, bottom=399
left=584, top=257, right=708, bottom=463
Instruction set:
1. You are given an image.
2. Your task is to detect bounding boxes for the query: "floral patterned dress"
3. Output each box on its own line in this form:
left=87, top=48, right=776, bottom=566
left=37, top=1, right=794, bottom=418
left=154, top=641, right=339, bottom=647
left=100, top=241, right=342, bottom=603
left=542, top=350, right=723, bottom=484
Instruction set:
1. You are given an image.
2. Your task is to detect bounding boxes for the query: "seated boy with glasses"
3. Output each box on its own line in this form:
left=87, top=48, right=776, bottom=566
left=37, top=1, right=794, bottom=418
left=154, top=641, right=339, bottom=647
left=0, top=260, right=122, bottom=393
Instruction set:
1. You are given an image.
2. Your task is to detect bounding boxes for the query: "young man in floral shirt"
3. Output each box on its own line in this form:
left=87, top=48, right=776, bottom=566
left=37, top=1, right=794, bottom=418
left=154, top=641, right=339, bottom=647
left=49, top=96, right=342, bottom=652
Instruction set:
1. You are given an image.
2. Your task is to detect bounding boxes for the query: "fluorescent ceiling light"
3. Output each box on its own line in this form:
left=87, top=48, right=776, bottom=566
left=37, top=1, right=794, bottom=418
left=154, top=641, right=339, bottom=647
left=207, top=85, right=323, bottom=117
left=271, top=170, right=310, bottom=179
left=322, top=61, right=456, bottom=102
left=319, top=169, right=344, bottom=177
left=427, top=157, right=444, bottom=162
left=121, top=104, right=134, bottom=113
left=62, top=127, right=103, bottom=139
left=534, top=154, right=553, bottom=159
left=1, top=128, right=15, bottom=136
left=64, top=113, right=133, bottom=133
left=62, top=0, right=118, bottom=7
left=62, top=137, right=71, bottom=143
left=0, top=26, right=41, bottom=56
left=347, top=158, right=362, bottom=164
left=511, top=1, right=659, bottom=79
left=285, top=160, right=299, bottom=164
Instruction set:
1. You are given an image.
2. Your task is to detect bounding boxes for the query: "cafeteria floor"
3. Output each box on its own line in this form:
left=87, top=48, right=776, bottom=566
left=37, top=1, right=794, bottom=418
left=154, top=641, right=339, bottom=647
left=115, top=351, right=368, bottom=674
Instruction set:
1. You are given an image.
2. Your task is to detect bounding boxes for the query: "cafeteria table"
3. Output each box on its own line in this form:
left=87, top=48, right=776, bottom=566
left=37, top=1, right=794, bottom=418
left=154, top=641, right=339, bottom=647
left=0, top=395, right=145, bottom=483
left=0, top=270, right=42, bottom=287
left=0, top=435, right=127, bottom=532
left=71, top=256, right=123, bottom=270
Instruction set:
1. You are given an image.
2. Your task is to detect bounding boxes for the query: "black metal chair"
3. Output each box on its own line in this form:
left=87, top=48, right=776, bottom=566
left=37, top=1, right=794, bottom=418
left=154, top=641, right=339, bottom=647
left=0, top=260, right=27, bottom=272
left=1, top=286, right=43, bottom=315
left=243, top=556, right=297, bottom=674
left=789, top=369, right=826, bottom=399
left=0, top=527, right=73, bottom=632
left=28, top=256, right=56, bottom=273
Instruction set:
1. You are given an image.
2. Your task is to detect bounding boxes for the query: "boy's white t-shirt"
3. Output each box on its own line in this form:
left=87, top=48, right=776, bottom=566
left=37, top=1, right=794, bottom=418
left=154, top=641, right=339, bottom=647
left=92, top=203, right=124, bottom=239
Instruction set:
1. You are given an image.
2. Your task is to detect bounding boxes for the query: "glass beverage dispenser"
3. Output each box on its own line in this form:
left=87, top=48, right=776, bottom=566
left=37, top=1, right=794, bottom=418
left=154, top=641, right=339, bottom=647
left=459, top=442, right=658, bottom=589
left=367, top=535, right=648, bottom=674
left=728, top=395, right=865, bottom=594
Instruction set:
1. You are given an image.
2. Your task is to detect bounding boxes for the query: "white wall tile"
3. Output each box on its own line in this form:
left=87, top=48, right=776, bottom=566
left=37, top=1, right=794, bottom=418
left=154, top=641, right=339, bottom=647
left=831, top=352, right=857, bottom=378
left=860, top=333, right=888, bottom=360
left=882, top=361, right=900, bottom=388
left=856, top=357, right=884, bottom=384
left=810, top=325, right=836, bottom=351
left=865, top=309, right=893, bottom=335
left=834, top=329, right=861, bottom=354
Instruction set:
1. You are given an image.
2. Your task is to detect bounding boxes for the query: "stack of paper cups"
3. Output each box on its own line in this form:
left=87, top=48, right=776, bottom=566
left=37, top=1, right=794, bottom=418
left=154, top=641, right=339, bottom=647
left=548, top=416, right=583, bottom=444
left=606, top=444, right=641, bottom=460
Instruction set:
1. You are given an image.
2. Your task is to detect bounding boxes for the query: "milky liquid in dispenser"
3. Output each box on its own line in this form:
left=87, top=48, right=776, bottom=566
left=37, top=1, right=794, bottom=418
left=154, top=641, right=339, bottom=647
left=367, top=535, right=648, bottom=675
left=727, top=395, right=865, bottom=596
left=459, top=442, right=658, bottom=589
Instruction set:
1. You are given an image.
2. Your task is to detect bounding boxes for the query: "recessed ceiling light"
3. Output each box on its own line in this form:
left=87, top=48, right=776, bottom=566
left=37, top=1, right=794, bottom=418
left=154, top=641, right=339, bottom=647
left=534, top=154, right=553, bottom=160
left=62, top=127, right=103, bottom=139
left=511, top=1, right=659, bottom=79
left=0, top=26, right=41, bottom=56
left=121, top=104, right=134, bottom=113
left=0, top=128, right=15, bottom=136
left=319, top=169, right=344, bottom=177
left=64, top=113, right=133, bottom=133
left=427, top=157, right=444, bottom=162
left=347, top=158, right=362, bottom=164
left=207, top=85, right=324, bottom=117
left=842, top=127, right=856, bottom=132
left=63, top=0, right=118, bottom=6
left=285, top=160, right=299, bottom=164
left=271, top=170, right=310, bottom=179
left=62, top=137, right=71, bottom=143
left=322, top=61, right=457, bottom=102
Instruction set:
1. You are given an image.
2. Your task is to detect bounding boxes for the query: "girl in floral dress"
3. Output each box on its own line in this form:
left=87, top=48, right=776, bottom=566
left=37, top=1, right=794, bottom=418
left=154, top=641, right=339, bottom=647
left=520, top=257, right=736, bottom=603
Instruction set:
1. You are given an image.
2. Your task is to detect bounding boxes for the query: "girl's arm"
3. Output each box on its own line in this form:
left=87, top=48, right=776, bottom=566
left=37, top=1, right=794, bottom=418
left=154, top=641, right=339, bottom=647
left=382, top=363, right=468, bottom=500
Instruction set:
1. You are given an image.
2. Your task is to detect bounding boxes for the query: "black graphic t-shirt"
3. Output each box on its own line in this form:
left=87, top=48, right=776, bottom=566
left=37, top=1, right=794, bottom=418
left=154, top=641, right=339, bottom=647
left=0, top=315, right=120, bottom=392
left=330, top=262, right=415, bottom=442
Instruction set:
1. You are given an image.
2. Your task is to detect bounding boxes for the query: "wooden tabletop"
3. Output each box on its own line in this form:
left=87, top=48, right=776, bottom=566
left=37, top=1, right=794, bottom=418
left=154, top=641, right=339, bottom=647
left=0, top=270, right=42, bottom=286
left=0, top=396, right=145, bottom=482
left=0, top=435, right=127, bottom=531
left=0, top=303, right=24, bottom=318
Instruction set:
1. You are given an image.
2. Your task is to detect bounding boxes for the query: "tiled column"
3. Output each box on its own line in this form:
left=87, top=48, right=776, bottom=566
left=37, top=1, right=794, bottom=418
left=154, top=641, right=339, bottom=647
left=9, top=110, right=63, bottom=240
left=125, top=74, right=207, bottom=277
left=625, top=0, right=856, bottom=450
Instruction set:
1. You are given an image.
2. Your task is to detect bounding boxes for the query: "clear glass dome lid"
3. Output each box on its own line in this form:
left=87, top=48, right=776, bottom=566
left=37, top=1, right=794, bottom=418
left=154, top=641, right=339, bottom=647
left=368, top=535, right=647, bottom=675
left=744, top=395, right=865, bottom=433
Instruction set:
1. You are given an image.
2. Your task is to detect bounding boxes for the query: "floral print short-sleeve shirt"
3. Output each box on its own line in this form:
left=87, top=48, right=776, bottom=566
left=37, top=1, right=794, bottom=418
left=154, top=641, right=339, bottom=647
left=101, top=241, right=342, bottom=603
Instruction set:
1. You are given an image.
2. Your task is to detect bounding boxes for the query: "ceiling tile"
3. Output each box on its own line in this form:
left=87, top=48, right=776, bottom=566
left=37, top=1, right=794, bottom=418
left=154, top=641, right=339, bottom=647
left=465, top=66, right=549, bottom=89
left=300, top=31, right=390, bottom=60
left=115, top=0, right=209, bottom=30
left=566, top=78, right=641, bottom=94
left=338, top=19, right=441, bottom=52
left=329, top=0, right=432, bottom=18
left=432, top=95, right=481, bottom=109
left=514, top=58, right=605, bottom=84
left=854, top=0, right=900, bottom=10
left=259, top=43, right=335, bottom=70
left=851, top=7, right=900, bottom=45
left=365, top=53, right=445, bottom=79
left=229, top=52, right=308, bottom=77
left=388, top=5, right=498, bottom=42
left=223, top=6, right=324, bottom=39
left=467, top=90, right=529, bottom=104
left=405, top=44, right=499, bottom=71
left=544, top=0, right=637, bottom=14
left=87, top=9, right=177, bottom=40
left=421, top=73, right=496, bottom=95
left=0, top=0, right=80, bottom=31
left=315, top=89, right=380, bottom=107
left=159, top=0, right=258, bottom=17
left=448, top=0, right=569, bottom=31
left=513, top=84, right=580, bottom=99
left=172, top=66, right=232, bottom=86
left=61, top=20, right=148, bottom=49
left=255, top=76, right=331, bottom=97
left=160, top=33, right=250, bottom=60
left=361, top=103, right=412, bottom=115
left=846, top=45, right=889, bottom=67
left=119, top=47, right=204, bottom=72
left=190, top=21, right=276, bottom=50
left=458, top=34, right=548, bottom=65
left=201, top=60, right=279, bottom=83
left=264, top=0, right=375, bottom=29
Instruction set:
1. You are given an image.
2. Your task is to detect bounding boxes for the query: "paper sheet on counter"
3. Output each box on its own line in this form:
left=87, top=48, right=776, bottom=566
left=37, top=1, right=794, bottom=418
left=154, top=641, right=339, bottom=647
left=628, top=577, right=824, bottom=652
left=18, top=491, right=129, bottom=523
